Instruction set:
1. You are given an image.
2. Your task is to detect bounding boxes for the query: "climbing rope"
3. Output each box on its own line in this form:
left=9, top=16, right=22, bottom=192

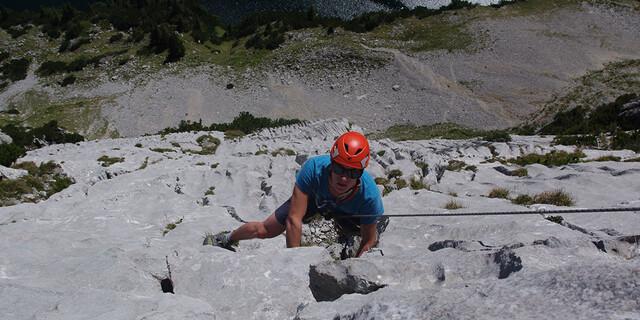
left=338, top=207, right=640, bottom=219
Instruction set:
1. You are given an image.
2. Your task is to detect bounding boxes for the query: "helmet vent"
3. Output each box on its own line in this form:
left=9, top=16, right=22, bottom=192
left=355, top=148, right=363, bottom=155
left=344, top=143, right=349, bottom=152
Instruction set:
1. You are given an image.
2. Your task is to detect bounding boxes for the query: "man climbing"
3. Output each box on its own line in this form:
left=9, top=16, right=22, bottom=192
left=204, top=131, right=387, bottom=258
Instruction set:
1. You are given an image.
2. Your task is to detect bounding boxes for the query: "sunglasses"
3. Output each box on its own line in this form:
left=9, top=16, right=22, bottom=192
left=331, top=162, right=364, bottom=179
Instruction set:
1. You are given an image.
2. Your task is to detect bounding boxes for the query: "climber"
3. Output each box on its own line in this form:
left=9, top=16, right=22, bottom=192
left=204, top=131, right=387, bottom=258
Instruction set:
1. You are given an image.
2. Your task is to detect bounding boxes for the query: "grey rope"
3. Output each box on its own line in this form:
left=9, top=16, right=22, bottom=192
left=335, top=207, right=640, bottom=219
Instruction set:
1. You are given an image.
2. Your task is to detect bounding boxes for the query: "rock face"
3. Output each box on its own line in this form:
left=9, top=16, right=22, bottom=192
left=619, top=99, right=640, bottom=125
left=0, top=119, right=639, bottom=319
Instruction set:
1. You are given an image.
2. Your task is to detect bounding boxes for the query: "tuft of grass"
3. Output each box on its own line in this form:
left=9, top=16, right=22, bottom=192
left=163, top=217, right=184, bottom=236
left=624, top=157, right=640, bottom=162
left=150, top=147, right=175, bottom=153
left=382, top=185, right=393, bottom=197
left=1, top=161, right=74, bottom=206
left=370, top=123, right=483, bottom=141
left=374, top=177, right=389, bottom=185
left=271, top=148, right=296, bottom=157
left=593, top=155, right=621, bottom=162
left=255, top=149, right=268, bottom=155
left=387, top=169, right=403, bottom=179
left=464, top=165, right=477, bottom=172
left=448, top=191, right=458, bottom=197
left=532, top=190, right=574, bottom=207
left=210, top=163, right=219, bottom=168
left=394, top=178, right=408, bottom=190
left=444, top=199, right=463, bottom=210
left=488, top=187, right=510, bottom=199
left=171, top=142, right=181, bottom=148
left=138, top=157, right=149, bottom=170
left=446, top=160, right=466, bottom=172
left=409, top=177, right=428, bottom=190
left=195, top=135, right=221, bottom=155
left=511, top=168, right=528, bottom=177
left=510, top=150, right=586, bottom=167
left=98, top=155, right=124, bottom=167
left=545, top=215, right=564, bottom=224
left=511, top=194, right=533, bottom=206
left=376, top=150, right=386, bottom=157
left=224, top=130, right=245, bottom=140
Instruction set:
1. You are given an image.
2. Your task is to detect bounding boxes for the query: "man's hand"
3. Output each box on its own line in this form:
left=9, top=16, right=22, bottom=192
left=285, top=185, right=308, bottom=248
left=355, top=223, right=378, bottom=257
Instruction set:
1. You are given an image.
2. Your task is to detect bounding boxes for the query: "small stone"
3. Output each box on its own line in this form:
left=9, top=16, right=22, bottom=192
left=392, top=85, right=400, bottom=91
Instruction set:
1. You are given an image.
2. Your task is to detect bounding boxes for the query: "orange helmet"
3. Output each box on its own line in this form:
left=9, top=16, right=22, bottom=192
left=330, top=131, right=370, bottom=169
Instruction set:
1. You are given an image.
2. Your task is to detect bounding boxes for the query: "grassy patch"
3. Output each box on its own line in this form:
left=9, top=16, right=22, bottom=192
left=392, top=16, right=473, bottom=53
left=410, top=177, right=428, bottom=190
left=195, top=135, right=221, bottom=155
left=553, top=135, right=598, bottom=147
left=446, top=160, right=467, bottom=172
left=511, top=168, right=528, bottom=177
left=369, top=123, right=482, bottom=141
left=224, top=129, right=245, bottom=140
left=0, top=161, right=74, bottom=206
left=511, top=194, right=533, bottom=206
left=387, top=169, right=403, bottom=179
left=444, top=199, right=463, bottom=210
left=163, top=217, right=184, bottom=236
left=394, top=178, right=408, bottom=190
left=545, top=215, right=564, bottom=224
left=510, top=150, right=586, bottom=167
left=150, top=148, right=175, bottom=153
left=205, top=186, right=216, bottom=196
left=271, top=148, right=296, bottom=157
left=374, top=177, right=389, bottom=185
left=592, top=155, right=621, bottom=162
left=98, top=155, right=124, bottom=167
left=488, top=187, right=510, bottom=199
left=624, top=157, right=640, bottom=162
left=533, top=190, right=574, bottom=206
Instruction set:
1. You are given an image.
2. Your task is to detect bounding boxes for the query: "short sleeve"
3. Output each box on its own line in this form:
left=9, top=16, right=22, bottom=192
left=295, top=158, right=316, bottom=195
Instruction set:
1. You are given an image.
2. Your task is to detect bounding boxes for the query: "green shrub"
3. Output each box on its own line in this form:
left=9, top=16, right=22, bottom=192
left=444, top=199, right=463, bottom=210
left=255, top=149, right=268, bottom=155
left=0, top=58, right=30, bottom=82
left=387, top=169, right=403, bottom=179
left=511, top=150, right=586, bottom=167
left=61, top=75, right=76, bottom=87
left=532, top=190, right=574, bottom=206
left=446, top=160, right=466, bottom=171
left=163, top=217, right=183, bottom=236
left=0, top=143, right=25, bottom=167
left=49, top=176, right=74, bottom=195
left=611, top=130, right=640, bottom=152
left=488, top=187, right=510, bottom=199
left=553, top=135, right=598, bottom=147
left=482, top=130, right=511, bottom=142
left=37, top=60, right=68, bottom=76
left=98, top=155, right=124, bottom=167
left=376, top=150, right=386, bottom=157
left=12, top=161, right=38, bottom=175
left=511, top=194, right=533, bottom=206
left=109, top=33, right=124, bottom=43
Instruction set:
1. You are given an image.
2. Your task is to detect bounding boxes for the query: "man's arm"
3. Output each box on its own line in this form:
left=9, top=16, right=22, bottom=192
left=355, top=223, right=378, bottom=257
left=285, top=185, right=308, bottom=248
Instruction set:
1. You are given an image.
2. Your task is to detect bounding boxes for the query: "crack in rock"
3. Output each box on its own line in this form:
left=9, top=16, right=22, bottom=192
left=308, top=262, right=387, bottom=302
left=222, top=206, right=247, bottom=223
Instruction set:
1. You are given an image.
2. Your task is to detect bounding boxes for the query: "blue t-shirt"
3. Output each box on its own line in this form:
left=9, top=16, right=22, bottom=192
left=295, top=155, right=384, bottom=224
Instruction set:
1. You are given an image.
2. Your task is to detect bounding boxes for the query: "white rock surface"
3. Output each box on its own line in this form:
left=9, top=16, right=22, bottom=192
left=0, top=119, right=639, bottom=319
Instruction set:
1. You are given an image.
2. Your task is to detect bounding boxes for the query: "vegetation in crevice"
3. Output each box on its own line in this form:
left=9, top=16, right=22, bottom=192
left=0, top=161, right=74, bottom=206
